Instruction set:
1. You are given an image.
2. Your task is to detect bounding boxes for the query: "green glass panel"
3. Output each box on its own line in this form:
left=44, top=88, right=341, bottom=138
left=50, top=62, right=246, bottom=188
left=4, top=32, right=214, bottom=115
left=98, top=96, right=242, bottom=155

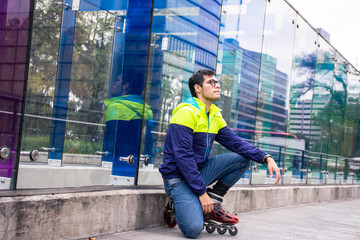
left=286, top=15, right=318, bottom=184
left=308, top=38, right=334, bottom=181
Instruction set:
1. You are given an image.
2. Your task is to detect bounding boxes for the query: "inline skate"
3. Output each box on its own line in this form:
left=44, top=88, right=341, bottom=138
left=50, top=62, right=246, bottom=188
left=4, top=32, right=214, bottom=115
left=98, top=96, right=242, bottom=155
left=204, top=203, right=239, bottom=236
left=164, top=199, right=177, bottom=228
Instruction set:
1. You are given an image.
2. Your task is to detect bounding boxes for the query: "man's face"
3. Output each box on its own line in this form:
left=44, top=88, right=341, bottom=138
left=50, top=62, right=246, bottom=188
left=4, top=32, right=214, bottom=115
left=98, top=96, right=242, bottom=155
left=197, top=75, right=221, bottom=101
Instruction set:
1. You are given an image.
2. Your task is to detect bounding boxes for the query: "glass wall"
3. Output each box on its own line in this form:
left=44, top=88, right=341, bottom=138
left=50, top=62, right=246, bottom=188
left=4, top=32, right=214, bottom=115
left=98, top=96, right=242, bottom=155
left=0, top=0, right=359, bottom=190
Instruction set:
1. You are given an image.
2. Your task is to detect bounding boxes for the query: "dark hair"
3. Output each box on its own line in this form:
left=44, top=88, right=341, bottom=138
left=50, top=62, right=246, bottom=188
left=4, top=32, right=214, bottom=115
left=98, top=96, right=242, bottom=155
left=188, top=69, right=216, bottom=97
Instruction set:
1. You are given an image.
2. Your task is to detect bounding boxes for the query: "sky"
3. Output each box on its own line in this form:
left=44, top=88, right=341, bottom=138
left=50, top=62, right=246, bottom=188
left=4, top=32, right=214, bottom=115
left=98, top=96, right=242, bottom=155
left=286, top=0, right=360, bottom=70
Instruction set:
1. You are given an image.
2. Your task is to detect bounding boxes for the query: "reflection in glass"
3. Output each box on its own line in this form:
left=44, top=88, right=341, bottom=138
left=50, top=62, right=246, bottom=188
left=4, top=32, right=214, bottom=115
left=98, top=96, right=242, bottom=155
left=138, top=0, right=222, bottom=185
left=215, top=0, right=266, bottom=184
left=64, top=11, right=114, bottom=160
left=307, top=39, right=333, bottom=169
left=104, top=72, right=153, bottom=178
left=287, top=15, right=318, bottom=184
left=20, top=0, right=62, bottom=163
left=254, top=0, right=296, bottom=183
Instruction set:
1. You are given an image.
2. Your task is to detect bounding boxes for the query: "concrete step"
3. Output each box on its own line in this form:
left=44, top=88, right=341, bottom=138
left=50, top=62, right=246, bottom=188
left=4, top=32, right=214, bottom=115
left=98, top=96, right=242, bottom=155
left=0, top=185, right=359, bottom=240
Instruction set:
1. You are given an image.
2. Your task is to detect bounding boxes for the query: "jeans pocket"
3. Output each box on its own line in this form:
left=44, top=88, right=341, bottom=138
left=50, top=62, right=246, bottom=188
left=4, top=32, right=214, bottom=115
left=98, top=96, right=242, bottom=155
left=164, top=178, right=181, bottom=197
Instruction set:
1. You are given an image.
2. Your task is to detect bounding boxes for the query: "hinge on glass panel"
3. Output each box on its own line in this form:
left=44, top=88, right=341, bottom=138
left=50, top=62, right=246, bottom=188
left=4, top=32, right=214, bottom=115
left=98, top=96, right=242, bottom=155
left=101, top=161, right=112, bottom=168
left=72, top=0, right=80, bottom=11
left=48, top=159, right=61, bottom=167
left=123, top=19, right=127, bottom=33
left=109, top=26, right=121, bottom=32
left=110, top=175, right=134, bottom=185
left=56, top=2, right=71, bottom=10
left=329, top=57, right=337, bottom=62
left=0, top=177, right=11, bottom=189
left=161, top=37, right=169, bottom=51
left=151, top=43, right=159, bottom=49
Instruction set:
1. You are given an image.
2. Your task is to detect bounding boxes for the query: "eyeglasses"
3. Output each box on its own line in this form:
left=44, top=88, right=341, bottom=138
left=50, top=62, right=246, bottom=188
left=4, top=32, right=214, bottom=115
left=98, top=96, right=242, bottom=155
left=199, top=79, right=222, bottom=87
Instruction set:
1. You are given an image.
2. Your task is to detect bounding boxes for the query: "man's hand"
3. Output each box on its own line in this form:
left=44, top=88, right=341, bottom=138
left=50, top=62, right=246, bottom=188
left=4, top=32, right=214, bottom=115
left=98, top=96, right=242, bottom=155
left=199, top=192, right=213, bottom=214
left=267, top=157, right=281, bottom=185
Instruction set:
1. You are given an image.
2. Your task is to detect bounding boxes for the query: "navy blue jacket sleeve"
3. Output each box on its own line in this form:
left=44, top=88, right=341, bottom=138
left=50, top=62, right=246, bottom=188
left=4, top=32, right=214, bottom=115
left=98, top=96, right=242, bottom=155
left=215, top=126, right=266, bottom=163
left=168, top=124, right=207, bottom=196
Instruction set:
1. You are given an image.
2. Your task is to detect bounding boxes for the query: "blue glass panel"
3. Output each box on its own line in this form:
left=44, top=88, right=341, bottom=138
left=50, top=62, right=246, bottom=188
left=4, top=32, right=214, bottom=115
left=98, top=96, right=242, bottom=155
left=79, top=0, right=128, bottom=11
left=102, top=17, right=126, bottom=164
left=103, top=0, right=153, bottom=179
left=49, top=1, right=76, bottom=161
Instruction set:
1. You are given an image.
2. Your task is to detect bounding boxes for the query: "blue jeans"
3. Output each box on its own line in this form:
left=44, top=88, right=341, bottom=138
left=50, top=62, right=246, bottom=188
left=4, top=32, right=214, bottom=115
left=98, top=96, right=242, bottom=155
left=163, top=153, right=250, bottom=238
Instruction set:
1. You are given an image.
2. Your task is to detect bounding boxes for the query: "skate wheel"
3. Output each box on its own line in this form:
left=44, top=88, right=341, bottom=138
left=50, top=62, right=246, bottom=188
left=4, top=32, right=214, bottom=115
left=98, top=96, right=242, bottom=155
left=165, top=219, right=177, bottom=228
left=205, top=225, right=215, bottom=233
left=164, top=211, right=177, bottom=228
left=217, top=227, right=227, bottom=235
left=229, top=226, right=238, bottom=236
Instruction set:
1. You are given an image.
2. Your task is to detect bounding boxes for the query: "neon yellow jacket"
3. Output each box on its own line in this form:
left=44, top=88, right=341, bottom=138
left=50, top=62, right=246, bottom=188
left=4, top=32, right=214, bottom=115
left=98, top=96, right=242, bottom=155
left=159, top=97, right=266, bottom=195
left=105, top=95, right=153, bottom=122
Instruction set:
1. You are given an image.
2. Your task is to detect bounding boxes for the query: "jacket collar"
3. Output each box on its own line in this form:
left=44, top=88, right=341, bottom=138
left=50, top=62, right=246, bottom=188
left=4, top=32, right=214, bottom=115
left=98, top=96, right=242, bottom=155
left=185, top=97, right=222, bottom=114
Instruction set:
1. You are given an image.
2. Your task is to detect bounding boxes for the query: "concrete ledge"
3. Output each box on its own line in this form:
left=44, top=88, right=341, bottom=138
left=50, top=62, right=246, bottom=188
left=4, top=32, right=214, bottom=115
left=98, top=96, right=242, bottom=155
left=0, top=189, right=167, bottom=240
left=224, top=185, right=360, bottom=213
left=17, top=164, right=164, bottom=188
left=0, top=185, right=359, bottom=240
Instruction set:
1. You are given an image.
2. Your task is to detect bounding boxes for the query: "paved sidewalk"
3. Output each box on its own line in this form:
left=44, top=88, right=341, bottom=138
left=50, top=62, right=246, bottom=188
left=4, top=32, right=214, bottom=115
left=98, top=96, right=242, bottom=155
left=95, top=199, right=360, bottom=240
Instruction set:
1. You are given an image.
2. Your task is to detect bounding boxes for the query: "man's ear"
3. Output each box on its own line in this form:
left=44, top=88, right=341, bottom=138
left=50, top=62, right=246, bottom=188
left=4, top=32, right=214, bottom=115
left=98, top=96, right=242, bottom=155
left=194, top=84, right=201, bottom=95
left=122, top=82, right=130, bottom=91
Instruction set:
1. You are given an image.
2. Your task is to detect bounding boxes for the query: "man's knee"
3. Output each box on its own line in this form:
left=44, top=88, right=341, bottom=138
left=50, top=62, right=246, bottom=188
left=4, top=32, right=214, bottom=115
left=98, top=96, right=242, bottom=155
left=182, top=221, right=203, bottom=238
